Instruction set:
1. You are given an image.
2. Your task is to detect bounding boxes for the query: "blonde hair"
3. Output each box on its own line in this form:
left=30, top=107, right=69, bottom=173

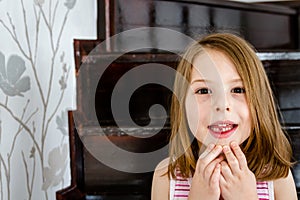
left=168, top=32, right=293, bottom=181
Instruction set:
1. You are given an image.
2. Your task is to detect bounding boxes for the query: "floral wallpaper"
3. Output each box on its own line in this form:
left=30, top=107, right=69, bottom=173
left=0, top=0, right=96, bottom=199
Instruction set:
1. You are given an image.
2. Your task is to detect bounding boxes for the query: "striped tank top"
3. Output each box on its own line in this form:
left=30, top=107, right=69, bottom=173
left=170, top=169, right=274, bottom=200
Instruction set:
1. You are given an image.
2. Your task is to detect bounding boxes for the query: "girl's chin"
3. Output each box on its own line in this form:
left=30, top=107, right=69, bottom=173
left=202, top=140, right=241, bottom=147
left=196, top=134, right=249, bottom=147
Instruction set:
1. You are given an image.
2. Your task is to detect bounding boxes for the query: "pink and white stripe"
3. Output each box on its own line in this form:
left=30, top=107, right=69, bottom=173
left=170, top=169, right=274, bottom=200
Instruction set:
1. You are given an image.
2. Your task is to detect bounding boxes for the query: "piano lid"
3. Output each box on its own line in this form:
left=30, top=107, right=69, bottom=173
left=257, top=52, right=300, bottom=61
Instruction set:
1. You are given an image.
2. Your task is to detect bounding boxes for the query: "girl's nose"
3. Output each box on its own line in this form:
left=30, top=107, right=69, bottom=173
left=214, top=90, right=231, bottom=112
left=216, top=107, right=230, bottom=112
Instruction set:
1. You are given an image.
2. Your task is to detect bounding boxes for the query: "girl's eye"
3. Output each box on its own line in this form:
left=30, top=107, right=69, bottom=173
left=196, top=88, right=212, bottom=94
left=231, top=87, right=245, bottom=93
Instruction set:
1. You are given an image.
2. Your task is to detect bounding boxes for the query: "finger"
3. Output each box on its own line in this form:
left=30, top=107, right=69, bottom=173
left=219, top=174, right=229, bottom=196
left=196, top=144, right=214, bottom=173
left=220, top=161, right=233, bottom=180
left=203, top=155, right=225, bottom=181
left=230, top=141, right=248, bottom=170
left=198, top=144, right=222, bottom=165
left=203, top=145, right=223, bottom=161
left=197, top=145, right=222, bottom=175
left=198, top=143, right=215, bottom=159
left=223, top=145, right=240, bottom=173
left=219, top=173, right=227, bottom=187
left=199, top=145, right=223, bottom=168
left=210, top=163, right=221, bottom=188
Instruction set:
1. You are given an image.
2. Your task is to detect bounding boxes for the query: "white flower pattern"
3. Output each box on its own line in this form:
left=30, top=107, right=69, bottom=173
left=42, top=144, right=68, bottom=190
left=0, top=52, right=30, bottom=97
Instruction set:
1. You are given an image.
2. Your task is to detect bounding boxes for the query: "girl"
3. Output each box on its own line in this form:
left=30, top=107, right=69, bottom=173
left=151, top=33, right=297, bottom=200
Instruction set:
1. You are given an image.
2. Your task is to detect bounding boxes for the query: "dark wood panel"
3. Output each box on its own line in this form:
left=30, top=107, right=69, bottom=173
left=264, top=59, right=300, bottom=124
left=98, top=0, right=299, bottom=51
left=82, top=128, right=170, bottom=196
left=286, top=127, right=300, bottom=194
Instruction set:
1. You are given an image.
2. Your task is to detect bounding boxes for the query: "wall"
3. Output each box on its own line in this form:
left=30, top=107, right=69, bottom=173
left=0, top=0, right=96, bottom=199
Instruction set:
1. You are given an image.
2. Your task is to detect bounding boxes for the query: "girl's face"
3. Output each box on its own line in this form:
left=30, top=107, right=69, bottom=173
left=185, top=49, right=251, bottom=147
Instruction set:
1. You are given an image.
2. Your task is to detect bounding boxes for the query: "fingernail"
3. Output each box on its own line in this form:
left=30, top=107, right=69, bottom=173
left=223, top=145, right=230, bottom=153
left=215, top=145, right=222, bottom=151
left=231, top=141, right=238, bottom=148
left=208, top=144, right=215, bottom=150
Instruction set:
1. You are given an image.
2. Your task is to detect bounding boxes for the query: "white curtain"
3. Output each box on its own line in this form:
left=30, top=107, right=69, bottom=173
left=0, top=0, right=96, bottom=199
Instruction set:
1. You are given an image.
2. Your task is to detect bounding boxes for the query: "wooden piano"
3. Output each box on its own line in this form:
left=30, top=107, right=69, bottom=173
left=56, top=0, right=300, bottom=199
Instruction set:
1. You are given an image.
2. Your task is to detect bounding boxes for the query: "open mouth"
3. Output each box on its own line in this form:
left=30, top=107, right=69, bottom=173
left=208, top=121, right=238, bottom=138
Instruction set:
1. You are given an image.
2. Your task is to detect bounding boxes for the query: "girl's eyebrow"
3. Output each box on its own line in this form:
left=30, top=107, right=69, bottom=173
left=191, top=78, right=243, bottom=84
left=230, top=78, right=243, bottom=83
left=190, top=79, right=210, bottom=84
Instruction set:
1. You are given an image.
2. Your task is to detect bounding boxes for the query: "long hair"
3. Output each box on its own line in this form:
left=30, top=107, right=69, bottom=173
left=168, top=32, right=293, bottom=181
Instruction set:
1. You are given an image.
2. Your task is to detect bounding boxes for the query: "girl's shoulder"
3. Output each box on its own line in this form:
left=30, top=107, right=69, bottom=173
left=152, top=157, right=170, bottom=182
left=154, top=157, right=170, bottom=173
left=273, top=169, right=297, bottom=200
left=151, top=157, right=170, bottom=200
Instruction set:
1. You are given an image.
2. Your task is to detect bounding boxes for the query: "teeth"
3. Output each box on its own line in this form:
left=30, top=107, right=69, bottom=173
left=209, top=124, right=234, bottom=133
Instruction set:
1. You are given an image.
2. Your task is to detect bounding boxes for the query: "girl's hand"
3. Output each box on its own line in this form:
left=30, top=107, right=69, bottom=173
left=219, top=141, right=258, bottom=200
left=188, top=144, right=224, bottom=200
